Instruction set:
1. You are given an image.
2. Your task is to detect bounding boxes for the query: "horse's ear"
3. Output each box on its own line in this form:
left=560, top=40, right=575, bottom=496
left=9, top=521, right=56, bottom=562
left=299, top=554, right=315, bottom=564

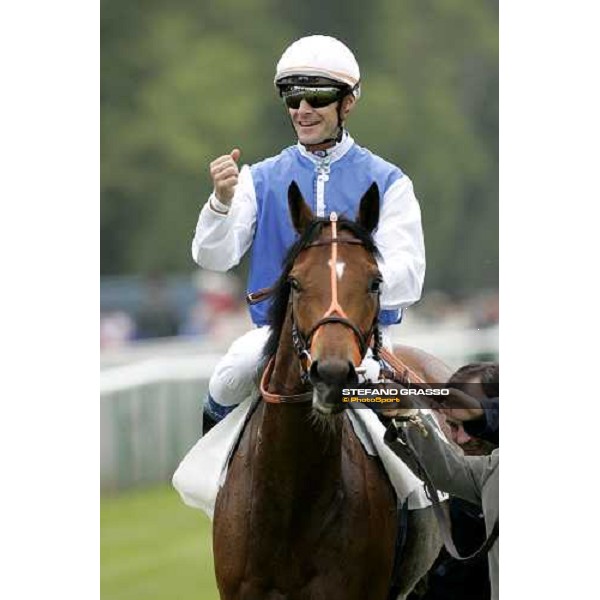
left=288, top=181, right=314, bottom=234
left=356, top=182, right=380, bottom=234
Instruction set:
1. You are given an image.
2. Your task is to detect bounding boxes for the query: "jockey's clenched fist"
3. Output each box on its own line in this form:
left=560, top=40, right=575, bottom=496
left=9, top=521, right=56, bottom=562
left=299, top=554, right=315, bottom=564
left=210, top=148, right=241, bottom=205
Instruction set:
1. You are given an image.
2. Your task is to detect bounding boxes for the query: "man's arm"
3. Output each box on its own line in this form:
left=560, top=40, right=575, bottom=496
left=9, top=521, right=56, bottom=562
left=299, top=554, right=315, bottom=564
left=385, top=412, right=494, bottom=506
left=191, top=165, right=257, bottom=271
left=374, top=176, right=426, bottom=310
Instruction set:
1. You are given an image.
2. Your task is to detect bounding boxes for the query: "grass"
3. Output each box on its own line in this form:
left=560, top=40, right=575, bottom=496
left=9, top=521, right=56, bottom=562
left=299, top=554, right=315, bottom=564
left=101, top=484, right=220, bottom=600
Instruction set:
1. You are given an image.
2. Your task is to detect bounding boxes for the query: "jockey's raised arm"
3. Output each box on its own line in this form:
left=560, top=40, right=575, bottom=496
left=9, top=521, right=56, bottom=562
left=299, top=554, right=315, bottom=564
left=191, top=164, right=257, bottom=271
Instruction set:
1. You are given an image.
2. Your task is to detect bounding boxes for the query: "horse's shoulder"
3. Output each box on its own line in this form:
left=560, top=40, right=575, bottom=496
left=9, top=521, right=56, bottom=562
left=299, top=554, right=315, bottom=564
left=392, top=344, right=453, bottom=384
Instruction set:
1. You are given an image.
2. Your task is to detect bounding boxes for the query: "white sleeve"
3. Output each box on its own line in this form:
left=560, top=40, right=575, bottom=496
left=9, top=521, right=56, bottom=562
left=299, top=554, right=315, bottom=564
left=191, top=165, right=257, bottom=271
left=374, top=175, right=426, bottom=310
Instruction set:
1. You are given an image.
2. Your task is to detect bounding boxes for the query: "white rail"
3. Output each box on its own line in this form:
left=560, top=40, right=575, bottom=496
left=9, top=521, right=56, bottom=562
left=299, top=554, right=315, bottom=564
left=100, top=326, right=498, bottom=491
left=101, top=354, right=222, bottom=395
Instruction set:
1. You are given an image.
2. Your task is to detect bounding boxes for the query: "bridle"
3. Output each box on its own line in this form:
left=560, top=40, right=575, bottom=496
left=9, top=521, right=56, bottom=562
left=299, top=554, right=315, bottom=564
left=290, top=212, right=383, bottom=375
left=261, top=213, right=383, bottom=404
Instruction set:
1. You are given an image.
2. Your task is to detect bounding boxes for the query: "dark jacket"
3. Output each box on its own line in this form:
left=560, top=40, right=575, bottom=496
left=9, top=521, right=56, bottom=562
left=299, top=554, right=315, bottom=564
left=463, top=397, right=499, bottom=445
left=411, top=497, right=491, bottom=600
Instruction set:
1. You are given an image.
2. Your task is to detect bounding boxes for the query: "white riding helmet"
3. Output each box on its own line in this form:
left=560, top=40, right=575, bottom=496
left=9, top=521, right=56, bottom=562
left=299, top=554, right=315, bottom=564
left=275, top=35, right=361, bottom=99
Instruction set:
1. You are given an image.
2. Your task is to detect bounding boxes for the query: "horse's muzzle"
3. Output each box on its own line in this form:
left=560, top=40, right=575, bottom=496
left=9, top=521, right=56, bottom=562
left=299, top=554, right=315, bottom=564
left=309, top=359, right=358, bottom=414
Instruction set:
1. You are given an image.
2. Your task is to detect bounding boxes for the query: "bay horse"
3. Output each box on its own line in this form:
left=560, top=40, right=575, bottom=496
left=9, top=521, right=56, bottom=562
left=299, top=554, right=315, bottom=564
left=213, top=182, right=451, bottom=600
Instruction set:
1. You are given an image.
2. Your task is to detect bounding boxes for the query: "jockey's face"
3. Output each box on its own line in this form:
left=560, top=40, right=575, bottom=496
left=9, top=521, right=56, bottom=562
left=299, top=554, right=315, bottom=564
left=289, top=94, right=356, bottom=145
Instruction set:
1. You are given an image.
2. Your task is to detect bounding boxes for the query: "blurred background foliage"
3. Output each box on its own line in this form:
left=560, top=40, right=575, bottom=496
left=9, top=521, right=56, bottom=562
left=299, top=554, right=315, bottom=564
left=101, top=0, right=498, bottom=295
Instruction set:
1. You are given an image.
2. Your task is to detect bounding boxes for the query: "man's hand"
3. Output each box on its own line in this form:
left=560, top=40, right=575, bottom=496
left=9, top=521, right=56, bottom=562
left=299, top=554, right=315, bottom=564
left=380, top=406, right=419, bottom=419
left=440, top=388, right=484, bottom=422
left=380, top=397, right=419, bottom=419
left=210, top=148, right=241, bottom=205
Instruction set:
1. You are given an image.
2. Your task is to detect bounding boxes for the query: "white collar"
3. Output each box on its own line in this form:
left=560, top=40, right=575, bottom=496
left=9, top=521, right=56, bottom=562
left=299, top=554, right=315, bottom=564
left=296, top=130, right=354, bottom=165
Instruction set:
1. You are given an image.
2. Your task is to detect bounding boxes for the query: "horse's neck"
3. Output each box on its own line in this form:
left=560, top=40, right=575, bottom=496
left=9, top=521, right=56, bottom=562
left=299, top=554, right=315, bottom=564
left=258, top=313, right=343, bottom=494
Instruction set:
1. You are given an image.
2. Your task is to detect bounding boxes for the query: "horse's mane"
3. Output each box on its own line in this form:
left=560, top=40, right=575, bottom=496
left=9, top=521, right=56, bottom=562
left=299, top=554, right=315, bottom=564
left=262, top=216, right=380, bottom=361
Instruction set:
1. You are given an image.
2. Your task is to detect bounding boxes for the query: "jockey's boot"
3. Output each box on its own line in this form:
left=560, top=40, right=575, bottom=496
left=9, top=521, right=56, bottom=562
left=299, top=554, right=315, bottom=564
left=202, top=393, right=236, bottom=435
left=202, top=406, right=219, bottom=435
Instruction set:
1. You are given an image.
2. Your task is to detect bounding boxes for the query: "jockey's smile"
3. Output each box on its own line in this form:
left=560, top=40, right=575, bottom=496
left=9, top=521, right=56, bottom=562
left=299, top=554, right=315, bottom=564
left=289, top=95, right=356, bottom=147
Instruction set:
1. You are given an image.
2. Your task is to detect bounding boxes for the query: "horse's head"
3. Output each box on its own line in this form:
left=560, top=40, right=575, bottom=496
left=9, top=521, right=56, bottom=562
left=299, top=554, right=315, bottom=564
left=285, top=181, right=382, bottom=414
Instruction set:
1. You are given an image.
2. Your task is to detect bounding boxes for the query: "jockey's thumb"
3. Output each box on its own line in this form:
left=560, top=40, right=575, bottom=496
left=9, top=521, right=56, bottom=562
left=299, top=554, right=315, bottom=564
left=230, top=148, right=241, bottom=163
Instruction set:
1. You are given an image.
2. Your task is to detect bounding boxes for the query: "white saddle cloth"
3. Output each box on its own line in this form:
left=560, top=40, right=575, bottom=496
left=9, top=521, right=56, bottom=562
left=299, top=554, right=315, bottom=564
left=172, top=400, right=446, bottom=520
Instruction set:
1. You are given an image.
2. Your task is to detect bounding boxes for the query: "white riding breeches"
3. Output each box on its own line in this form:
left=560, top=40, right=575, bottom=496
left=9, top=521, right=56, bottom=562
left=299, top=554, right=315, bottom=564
left=208, top=326, right=393, bottom=408
left=208, top=327, right=270, bottom=407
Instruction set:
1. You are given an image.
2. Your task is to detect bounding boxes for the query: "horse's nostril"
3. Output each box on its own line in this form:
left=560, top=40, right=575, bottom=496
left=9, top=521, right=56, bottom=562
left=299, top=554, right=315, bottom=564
left=315, top=359, right=352, bottom=385
left=347, top=362, right=358, bottom=385
left=309, top=360, right=321, bottom=383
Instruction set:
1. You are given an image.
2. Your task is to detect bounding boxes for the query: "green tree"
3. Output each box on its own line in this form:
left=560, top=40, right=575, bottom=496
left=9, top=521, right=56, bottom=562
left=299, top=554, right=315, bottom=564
left=101, top=0, right=498, bottom=294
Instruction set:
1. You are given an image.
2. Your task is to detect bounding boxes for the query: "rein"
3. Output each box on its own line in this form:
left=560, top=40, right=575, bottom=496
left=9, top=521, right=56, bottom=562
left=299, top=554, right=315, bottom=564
left=259, top=356, right=313, bottom=404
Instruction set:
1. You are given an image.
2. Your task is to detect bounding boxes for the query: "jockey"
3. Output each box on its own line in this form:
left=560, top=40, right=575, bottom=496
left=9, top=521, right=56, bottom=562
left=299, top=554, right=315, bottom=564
left=192, top=35, right=426, bottom=431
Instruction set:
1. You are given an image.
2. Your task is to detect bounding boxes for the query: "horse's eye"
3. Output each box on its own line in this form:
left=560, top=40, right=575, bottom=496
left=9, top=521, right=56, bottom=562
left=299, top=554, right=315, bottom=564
left=289, top=278, right=302, bottom=292
left=369, top=277, right=383, bottom=294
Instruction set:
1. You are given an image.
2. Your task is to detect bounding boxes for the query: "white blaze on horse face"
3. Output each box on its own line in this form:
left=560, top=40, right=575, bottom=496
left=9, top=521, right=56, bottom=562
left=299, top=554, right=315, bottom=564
left=328, top=259, right=346, bottom=280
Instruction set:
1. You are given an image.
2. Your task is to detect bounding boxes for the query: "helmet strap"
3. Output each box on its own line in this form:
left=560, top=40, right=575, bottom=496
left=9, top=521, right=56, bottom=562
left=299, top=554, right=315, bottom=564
left=302, top=130, right=343, bottom=152
left=297, top=125, right=343, bottom=152
left=336, top=98, right=346, bottom=131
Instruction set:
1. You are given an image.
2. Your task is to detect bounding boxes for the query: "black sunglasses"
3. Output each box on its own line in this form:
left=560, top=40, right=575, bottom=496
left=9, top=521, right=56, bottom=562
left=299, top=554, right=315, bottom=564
left=280, top=86, right=344, bottom=109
